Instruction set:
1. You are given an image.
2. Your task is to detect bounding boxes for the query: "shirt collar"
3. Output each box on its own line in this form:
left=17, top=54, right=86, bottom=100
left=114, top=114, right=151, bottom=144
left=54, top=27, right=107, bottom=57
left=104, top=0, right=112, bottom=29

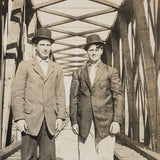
left=36, top=55, right=49, bottom=63
left=87, top=59, right=101, bottom=67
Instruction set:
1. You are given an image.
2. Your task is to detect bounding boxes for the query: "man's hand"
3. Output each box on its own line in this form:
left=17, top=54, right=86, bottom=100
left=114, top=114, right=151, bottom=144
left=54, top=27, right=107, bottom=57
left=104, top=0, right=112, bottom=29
left=16, top=120, right=28, bottom=132
left=72, top=124, right=79, bottom=135
left=55, top=119, right=63, bottom=131
left=109, top=122, right=120, bottom=135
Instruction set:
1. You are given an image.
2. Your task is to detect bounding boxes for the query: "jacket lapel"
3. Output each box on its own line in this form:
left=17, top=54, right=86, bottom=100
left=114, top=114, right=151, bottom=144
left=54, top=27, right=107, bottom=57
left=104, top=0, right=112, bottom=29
left=93, top=61, right=106, bottom=87
left=44, top=59, right=54, bottom=82
left=81, top=64, right=91, bottom=90
left=32, top=58, right=45, bottom=80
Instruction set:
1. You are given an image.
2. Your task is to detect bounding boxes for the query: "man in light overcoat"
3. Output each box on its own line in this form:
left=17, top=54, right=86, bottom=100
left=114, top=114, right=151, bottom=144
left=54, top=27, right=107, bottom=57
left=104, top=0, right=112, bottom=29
left=12, top=28, right=66, bottom=160
left=70, top=34, right=124, bottom=160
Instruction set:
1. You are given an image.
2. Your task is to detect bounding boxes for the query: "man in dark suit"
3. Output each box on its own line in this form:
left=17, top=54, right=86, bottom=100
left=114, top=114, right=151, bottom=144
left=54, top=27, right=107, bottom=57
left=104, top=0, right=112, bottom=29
left=12, top=28, right=66, bottom=160
left=70, top=34, right=124, bottom=160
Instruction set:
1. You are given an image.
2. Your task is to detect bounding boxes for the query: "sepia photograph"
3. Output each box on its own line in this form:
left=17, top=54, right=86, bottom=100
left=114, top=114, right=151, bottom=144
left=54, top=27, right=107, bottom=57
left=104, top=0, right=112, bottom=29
left=0, top=0, right=160, bottom=159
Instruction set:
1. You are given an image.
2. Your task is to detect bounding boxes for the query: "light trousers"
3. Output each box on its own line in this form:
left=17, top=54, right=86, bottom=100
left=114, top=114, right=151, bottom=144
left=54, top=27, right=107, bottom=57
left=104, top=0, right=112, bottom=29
left=78, top=122, right=115, bottom=160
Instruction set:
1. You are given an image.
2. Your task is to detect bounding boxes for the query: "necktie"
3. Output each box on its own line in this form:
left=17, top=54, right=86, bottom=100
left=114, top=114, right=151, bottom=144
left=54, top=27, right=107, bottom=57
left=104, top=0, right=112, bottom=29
left=89, top=64, right=96, bottom=86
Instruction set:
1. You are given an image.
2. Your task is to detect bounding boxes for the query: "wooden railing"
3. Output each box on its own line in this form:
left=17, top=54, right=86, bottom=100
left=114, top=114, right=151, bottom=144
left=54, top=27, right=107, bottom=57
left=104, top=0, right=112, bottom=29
left=116, top=134, right=160, bottom=160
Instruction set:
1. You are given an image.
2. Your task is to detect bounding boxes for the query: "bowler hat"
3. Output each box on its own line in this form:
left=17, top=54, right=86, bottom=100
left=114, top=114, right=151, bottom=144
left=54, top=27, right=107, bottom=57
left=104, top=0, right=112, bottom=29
left=84, top=34, right=105, bottom=51
left=32, top=28, right=55, bottom=44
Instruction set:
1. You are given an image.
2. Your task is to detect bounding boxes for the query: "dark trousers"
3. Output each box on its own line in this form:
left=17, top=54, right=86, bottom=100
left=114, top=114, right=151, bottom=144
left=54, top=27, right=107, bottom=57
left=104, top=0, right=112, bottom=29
left=21, top=120, right=56, bottom=160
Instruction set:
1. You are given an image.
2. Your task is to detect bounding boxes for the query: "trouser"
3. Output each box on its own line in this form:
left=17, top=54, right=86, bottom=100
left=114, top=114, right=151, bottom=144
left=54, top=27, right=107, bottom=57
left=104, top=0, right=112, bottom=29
left=21, top=120, right=56, bottom=160
left=78, top=122, right=115, bottom=160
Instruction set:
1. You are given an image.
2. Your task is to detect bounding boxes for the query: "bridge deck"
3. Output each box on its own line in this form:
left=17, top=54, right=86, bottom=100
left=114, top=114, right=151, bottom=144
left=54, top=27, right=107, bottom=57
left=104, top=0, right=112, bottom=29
left=4, top=122, right=148, bottom=160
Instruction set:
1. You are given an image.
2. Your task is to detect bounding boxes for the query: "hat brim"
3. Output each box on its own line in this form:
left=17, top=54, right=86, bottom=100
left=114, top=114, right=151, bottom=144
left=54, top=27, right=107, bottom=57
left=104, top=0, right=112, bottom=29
left=84, top=42, right=105, bottom=51
left=32, top=37, right=55, bottom=44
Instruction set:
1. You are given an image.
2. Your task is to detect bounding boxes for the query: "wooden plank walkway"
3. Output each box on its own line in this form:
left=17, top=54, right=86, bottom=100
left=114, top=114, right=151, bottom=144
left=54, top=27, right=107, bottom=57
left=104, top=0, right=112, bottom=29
left=3, top=121, right=150, bottom=160
left=114, top=143, right=147, bottom=160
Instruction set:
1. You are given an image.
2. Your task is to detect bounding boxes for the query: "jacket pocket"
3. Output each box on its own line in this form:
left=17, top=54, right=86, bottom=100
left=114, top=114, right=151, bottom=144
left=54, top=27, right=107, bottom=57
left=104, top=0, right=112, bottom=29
left=24, top=106, right=32, bottom=114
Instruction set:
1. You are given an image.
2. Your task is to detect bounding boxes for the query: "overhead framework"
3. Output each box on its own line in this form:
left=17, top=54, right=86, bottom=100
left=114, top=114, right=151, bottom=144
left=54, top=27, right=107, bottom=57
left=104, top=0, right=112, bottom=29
left=31, top=0, right=125, bottom=76
left=1, top=0, right=160, bottom=155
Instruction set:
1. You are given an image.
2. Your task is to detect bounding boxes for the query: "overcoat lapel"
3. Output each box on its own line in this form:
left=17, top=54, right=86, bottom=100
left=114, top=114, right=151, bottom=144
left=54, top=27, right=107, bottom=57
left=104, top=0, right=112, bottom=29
left=32, top=58, right=45, bottom=80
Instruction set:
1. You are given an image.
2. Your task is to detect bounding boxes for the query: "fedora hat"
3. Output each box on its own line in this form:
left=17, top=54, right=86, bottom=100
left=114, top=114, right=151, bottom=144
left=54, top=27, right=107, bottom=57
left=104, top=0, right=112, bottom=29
left=32, top=28, right=55, bottom=44
left=84, top=34, right=105, bottom=51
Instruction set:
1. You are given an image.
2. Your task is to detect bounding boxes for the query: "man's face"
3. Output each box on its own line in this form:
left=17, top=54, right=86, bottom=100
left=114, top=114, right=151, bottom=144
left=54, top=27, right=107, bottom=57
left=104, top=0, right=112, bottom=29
left=35, top=39, right=52, bottom=60
left=87, top=44, right=103, bottom=63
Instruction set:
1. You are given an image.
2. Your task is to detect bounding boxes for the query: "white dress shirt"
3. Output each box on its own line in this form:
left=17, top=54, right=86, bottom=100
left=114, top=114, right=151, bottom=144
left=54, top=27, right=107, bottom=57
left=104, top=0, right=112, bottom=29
left=36, top=56, right=49, bottom=77
left=88, top=60, right=100, bottom=86
left=89, top=64, right=96, bottom=86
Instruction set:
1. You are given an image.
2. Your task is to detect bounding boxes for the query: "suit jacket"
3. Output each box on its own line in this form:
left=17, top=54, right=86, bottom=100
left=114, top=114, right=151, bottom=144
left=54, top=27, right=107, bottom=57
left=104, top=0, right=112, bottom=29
left=70, top=61, right=124, bottom=143
left=12, top=57, right=66, bottom=136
